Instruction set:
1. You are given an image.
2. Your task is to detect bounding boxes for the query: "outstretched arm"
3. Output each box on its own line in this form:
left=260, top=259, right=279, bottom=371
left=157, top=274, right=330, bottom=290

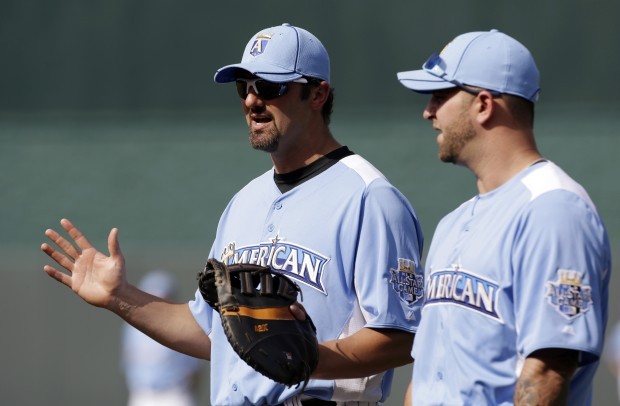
left=312, top=327, right=413, bottom=379
left=289, top=304, right=414, bottom=379
left=515, top=348, right=578, bottom=405
left=42, top=218, right=210, bottom=359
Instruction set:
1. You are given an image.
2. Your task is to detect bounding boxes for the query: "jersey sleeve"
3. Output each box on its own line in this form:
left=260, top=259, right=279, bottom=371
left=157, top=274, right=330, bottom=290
left=354, top=179, right=424, bottom=332
left=187, top=211, right=234, bottom=338
left=512, top=190, right=610, bottom=364
left=188, top=288, right=214, bottom=337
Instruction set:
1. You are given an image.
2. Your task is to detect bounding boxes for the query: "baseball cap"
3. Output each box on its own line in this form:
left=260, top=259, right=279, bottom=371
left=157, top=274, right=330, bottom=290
left=397, top=29, right=540, bottom=102
left=214, top=23, right=330, bottom=84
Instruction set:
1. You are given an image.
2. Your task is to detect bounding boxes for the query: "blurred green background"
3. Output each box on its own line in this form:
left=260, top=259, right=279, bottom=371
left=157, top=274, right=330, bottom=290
left=1, top=1, right=618, bottom=405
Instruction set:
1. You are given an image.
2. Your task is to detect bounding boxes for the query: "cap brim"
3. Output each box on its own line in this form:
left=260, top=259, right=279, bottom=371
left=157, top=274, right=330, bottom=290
left=397, top=69, right=456, bottom=93
left=214, top=62, right=305, bottom=83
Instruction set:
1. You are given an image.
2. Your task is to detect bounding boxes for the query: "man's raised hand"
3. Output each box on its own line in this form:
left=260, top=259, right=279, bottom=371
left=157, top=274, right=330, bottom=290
left=41, top=218, right=126, bottom=309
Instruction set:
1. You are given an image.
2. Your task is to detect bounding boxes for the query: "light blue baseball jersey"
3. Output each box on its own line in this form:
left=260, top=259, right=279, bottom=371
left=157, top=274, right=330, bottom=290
left=410, top=161, right=610, bottom=405
left=189, top=150, right=424, bottom=405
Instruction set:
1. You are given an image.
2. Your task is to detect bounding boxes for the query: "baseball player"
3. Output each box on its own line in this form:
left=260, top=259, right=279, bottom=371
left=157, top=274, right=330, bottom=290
left=397, top=30, right=610, bottom=405
left=42, top=23, right=424, bottom=405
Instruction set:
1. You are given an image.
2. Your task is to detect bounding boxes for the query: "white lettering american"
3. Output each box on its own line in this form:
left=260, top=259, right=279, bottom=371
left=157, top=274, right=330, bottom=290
left=425, top=271, right=496, bottom=314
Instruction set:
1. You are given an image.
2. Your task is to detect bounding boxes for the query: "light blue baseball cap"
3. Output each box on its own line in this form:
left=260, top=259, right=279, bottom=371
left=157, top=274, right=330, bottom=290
left=397, top=29, right=540, bottom=102
left=214, top=23, right=330, bottom=84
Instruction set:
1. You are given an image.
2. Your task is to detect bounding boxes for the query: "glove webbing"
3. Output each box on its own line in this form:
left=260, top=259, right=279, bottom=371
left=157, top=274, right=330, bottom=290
left=235, top=269, right=298, bottom=301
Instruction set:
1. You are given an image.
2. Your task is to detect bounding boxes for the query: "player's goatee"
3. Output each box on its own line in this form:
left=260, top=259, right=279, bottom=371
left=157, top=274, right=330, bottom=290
left=249, top=127, right=280, bottom=153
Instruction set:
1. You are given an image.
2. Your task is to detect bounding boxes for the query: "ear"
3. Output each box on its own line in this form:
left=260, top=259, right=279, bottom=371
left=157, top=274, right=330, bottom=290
left=473, top=91, right=495, bottom=125
left=309, top=81, right=330, bottom=112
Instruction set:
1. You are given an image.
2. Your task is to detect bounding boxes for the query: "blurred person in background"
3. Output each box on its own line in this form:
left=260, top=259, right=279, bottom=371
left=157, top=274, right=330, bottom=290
left=121, top=270, right=204, bottom=406
left=604, top=319, right=620, bottom=401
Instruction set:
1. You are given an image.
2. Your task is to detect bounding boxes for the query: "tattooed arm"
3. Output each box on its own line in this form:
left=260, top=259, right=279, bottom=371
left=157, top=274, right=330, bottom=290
left=515, top=349, right=579, bottom=405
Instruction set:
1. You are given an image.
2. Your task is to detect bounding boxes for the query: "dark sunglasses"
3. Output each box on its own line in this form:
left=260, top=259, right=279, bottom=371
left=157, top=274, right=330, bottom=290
left=423, top=53, right=502, bottom=97
left=235, top=77, right=309, bottom=100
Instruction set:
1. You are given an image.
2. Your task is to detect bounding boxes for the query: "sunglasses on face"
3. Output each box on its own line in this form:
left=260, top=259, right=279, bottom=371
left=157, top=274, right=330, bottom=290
left=235, top=77, right=309, bottom=100
left=423, top=53, right=502, bottom=97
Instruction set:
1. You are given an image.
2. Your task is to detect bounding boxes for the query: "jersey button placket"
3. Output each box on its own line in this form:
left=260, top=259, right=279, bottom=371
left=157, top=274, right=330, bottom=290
left=265, top=200, right=284, bottom=236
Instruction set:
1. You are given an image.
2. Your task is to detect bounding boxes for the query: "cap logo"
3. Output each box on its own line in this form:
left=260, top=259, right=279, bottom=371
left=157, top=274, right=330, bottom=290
left=250, top=33, right=272, bottom=56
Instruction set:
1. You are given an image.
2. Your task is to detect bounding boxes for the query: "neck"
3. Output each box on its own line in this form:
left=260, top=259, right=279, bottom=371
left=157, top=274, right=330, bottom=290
left=475, top=151, right=542, bottom=194
left=470, top=130, right=542, bottom=194
left=271, top=128, right=341, bottom=174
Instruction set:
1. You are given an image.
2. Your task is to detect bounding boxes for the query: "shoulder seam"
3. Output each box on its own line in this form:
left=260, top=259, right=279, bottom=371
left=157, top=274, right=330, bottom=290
left=339, top=155, right=386, bottom=187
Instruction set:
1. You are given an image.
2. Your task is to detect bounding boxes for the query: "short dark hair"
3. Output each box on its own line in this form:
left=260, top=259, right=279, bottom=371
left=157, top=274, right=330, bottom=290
left=463, top=85, right=535, bottom=129
left=504, top=94, right=535, bottom=128
left=300, top=77, right=334, bottom=125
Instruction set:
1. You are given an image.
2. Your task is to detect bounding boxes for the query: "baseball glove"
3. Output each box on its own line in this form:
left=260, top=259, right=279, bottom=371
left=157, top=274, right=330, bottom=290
left=197, top=258, right=319, bottom=387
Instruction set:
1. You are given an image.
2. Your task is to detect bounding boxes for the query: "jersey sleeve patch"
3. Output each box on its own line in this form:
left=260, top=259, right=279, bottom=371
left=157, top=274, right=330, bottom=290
left=545, top=269, right=593, bottom=320
left=389, top=258, right=424, bottom=304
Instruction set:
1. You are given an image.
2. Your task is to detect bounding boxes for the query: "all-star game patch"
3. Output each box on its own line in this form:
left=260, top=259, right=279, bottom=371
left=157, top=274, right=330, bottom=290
left=390, top=258, right=423, bottom=304
left=546, top=269, right=592, bottom=319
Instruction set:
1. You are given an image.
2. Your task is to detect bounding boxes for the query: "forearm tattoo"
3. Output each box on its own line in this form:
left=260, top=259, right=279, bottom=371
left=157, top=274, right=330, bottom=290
left=515, top=371, right=568, bottom=405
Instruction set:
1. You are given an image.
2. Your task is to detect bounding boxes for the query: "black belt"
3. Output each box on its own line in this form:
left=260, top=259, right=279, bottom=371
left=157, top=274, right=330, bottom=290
left=301, top=400, right=336, bottom=406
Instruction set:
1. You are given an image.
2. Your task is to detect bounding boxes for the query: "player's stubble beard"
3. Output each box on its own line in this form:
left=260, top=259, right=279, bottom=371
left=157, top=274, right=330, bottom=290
left=438, top=106, right=476, bottom=164
left=248, top=107, right=280, bottom=153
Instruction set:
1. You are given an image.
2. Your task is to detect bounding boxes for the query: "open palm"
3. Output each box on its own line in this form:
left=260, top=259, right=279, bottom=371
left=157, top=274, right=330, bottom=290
left=41, top=218, right=126, bottom=309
